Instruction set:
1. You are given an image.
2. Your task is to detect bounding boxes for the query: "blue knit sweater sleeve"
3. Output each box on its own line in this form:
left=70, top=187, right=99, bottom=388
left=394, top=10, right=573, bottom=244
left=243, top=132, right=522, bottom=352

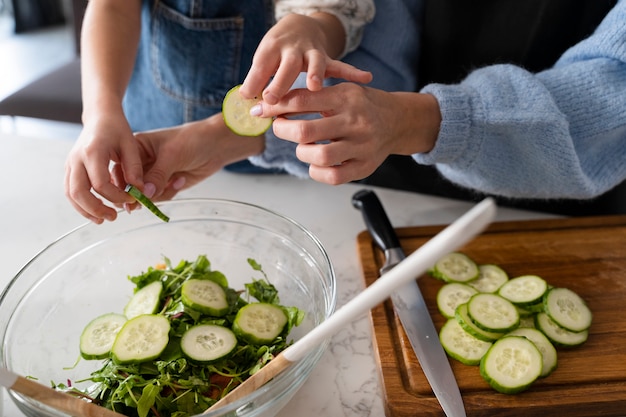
left=415, top=0, right=626, bottom=199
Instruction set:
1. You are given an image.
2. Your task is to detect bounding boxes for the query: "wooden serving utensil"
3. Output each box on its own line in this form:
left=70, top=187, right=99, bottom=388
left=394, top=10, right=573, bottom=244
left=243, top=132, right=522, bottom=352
left=0, top=367, right=125, bottom=417
left=205, top=198, right=496, bottom=414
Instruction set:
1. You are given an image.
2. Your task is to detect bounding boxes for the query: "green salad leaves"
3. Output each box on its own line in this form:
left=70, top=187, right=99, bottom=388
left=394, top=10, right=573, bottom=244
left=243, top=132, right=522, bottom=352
left=57, top=255, right=304, bottom=417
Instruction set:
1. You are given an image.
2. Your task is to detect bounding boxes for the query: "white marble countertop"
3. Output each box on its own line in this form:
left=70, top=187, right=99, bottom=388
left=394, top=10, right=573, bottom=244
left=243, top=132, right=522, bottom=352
left=0, top=132, right=556, bottom=417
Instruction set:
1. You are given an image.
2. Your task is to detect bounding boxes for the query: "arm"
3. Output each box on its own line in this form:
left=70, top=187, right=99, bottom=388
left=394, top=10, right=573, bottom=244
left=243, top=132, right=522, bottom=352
left=415, top=0, right=626, bottom=199
left=64, top=0, right=143, bottom=223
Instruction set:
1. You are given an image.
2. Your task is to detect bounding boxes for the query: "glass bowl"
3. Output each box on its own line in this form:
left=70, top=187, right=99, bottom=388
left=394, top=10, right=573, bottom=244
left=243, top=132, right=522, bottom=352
left=0, top=199, right=336, bottom=417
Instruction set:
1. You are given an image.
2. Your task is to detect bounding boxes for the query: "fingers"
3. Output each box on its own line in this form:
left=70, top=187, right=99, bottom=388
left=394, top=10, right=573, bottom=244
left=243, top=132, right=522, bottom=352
left=323, top=60, right=373, bottom=85
left=240, top=57, right=277, bottom=99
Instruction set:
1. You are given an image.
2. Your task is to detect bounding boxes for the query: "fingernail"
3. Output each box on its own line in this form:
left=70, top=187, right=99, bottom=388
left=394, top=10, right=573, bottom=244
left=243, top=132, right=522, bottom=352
left=143, top=182, right=156, bottom=198
left=172, top=177, right=186, bottom=190
left=250, top=104, right=262, bottom=117
left=124, top=203, right=131, bottom=214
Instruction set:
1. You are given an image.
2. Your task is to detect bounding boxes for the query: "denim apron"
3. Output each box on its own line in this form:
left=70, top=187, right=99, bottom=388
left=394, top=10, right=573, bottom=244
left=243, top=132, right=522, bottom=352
left=355, top=0, right=626, bottom=216
left=123, top=0, right=274, bottom=131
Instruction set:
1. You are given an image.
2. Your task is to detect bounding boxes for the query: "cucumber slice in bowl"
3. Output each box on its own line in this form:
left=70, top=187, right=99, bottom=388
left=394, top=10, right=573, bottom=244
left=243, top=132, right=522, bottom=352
left=79, top=312, right=127, bottom=360
left=124, top=280, right=163, bottom=319
left=232, top=302, right=288, bottom=345
left=480, top=335, right=542, bottom=394
left=111, top=314, right=170, bottom=364
left=181, top=279, right=230, bottom=317
left=181, top=324, right=238, bottom=363
left=223, top=84, right=273, bottom=136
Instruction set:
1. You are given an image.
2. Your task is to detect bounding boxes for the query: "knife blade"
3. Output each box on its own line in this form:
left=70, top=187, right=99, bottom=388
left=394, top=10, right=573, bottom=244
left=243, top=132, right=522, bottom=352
left=352, top=189, right=466, bottom=417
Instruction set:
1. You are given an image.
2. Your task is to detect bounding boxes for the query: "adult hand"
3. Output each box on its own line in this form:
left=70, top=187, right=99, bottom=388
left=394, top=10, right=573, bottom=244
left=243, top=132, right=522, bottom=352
left=128, top=113, right=265, bottom=202
left=64, top=114, right=142, bottom=224
left=251, top=83, right=441, bottom=184
left=239, top=13, right=372, bottom=104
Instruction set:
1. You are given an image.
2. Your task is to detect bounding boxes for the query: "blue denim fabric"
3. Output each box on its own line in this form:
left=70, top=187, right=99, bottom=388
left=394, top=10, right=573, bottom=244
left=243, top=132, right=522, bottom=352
left=123, top=0, right=274, bottom=131
left=331, top=0, right=423, bottom=92
left=123, top=0, right=281, bottom=173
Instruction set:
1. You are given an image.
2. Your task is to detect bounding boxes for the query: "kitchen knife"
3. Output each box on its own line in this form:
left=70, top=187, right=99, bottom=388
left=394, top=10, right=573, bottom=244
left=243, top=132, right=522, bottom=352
left=352, top=189, right=466, bottom=417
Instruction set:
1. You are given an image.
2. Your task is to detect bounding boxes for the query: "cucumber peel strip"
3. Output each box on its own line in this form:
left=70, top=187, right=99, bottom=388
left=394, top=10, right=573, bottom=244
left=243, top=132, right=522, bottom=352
left=125, top=184, right=170, bottom=222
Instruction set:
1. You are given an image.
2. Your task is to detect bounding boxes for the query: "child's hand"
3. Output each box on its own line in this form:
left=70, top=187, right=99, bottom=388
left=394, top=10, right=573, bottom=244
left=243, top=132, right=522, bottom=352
left=239, top=13, right=372, bottom=104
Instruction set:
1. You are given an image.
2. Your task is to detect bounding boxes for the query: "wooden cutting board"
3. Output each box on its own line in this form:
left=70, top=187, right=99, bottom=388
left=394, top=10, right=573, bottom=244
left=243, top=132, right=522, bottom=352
left=356, top=215, right=626, bottom=417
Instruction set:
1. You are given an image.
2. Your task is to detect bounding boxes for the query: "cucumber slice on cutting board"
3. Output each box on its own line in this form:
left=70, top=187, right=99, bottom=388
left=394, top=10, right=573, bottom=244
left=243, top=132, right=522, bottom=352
left=498, top=275, right=548, bottom=306
left=439, top=318, right=493, bottom=365
left=543, top=287, right=592, bottom=332
left=467, top=293, right=520, bottom=333
left=431, top=252, right=479, bottom=283
left=79, top=313, right=127, bottom=360
left=223, top=85, right=273, bottom=136
left=508, top=327, right=558, bottom=377
left=437, top=282, right=478, bottom=319
left=480, top=335, right=542, bottom=394
left=469, top=264, right=509, bottom=293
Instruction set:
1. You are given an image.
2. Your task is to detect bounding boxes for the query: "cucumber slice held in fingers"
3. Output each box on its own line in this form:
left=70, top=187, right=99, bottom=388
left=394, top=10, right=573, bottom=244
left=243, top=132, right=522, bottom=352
left=125, top=184, right=170, bottom=222
left=222, top=84, right=273, bottom=136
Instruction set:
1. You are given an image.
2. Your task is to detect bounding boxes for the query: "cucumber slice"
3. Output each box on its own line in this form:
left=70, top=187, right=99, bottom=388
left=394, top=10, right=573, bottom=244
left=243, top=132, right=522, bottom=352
left=232, top=303, right=288, bottom=345
left=508, top=327, right=558, bottom=378
left=535, top=312, right=589, bottom=347
left=111, top=314, right=170, bottom=364
left=480, top=336, right=542, bottom=394
left=79, top=313, right=127, bottom=360
left=124, top=280, right=163, bottom=319
left=439, top=318, right=492, bottom=365
left=181, top=324, right=238, bottom=363
left=431, top=252, right=479, bottom=283
left=455, top=303, right=504, bottom=342
left=518, top=315, right=536, bottom=328
left=222, top=84, right=273, bottom=136
left=181, top=279, right=229, bottom=317
left=468, top=264, right=509, bottom=293
left=437, top=283, right=478, bottom=319
left=498, top=275, right=548, bottom=306
left=543, top=287, right=592, bottom=332
left=467, top=293, right=519, bottom=333
left=125, top=184, right=170, bottom=222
